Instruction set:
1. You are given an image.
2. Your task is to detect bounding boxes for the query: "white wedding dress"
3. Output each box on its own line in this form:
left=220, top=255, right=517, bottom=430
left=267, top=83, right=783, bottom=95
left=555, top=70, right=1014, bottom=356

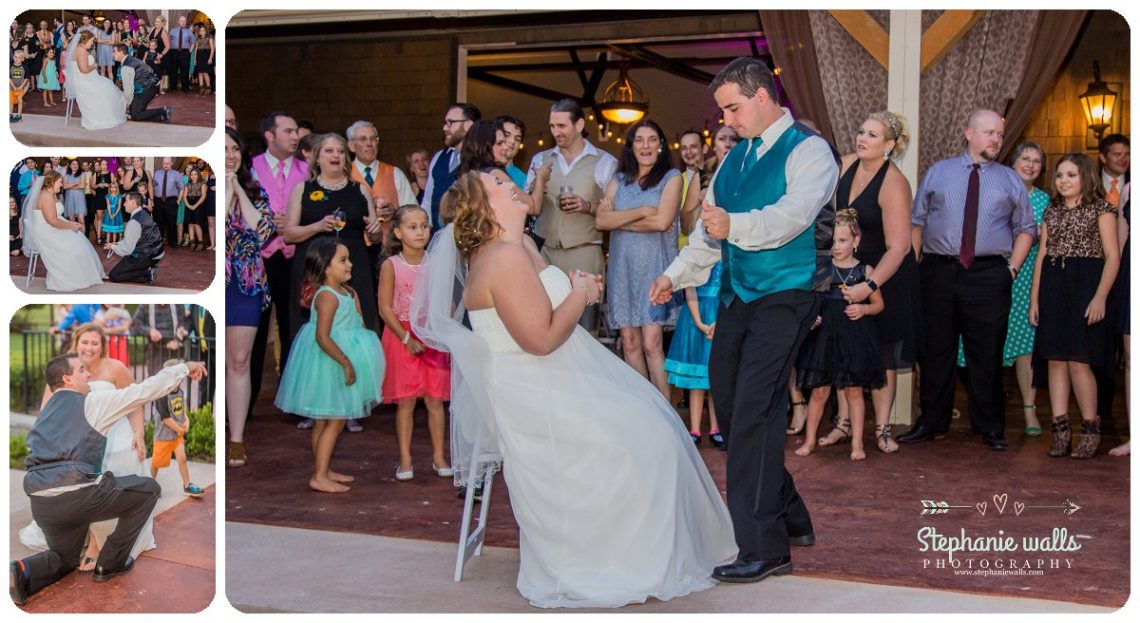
left=67, top=50, right=126, bottom=131
left=29, top=200, right=105, bottom=292
left=468, top=266, right=737, bottom=608
left=20, top=380, right=157, bottom=561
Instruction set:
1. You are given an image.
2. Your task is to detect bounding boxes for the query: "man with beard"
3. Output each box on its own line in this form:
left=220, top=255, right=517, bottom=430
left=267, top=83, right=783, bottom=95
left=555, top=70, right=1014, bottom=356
left=677, top=128, right=707, bottom=247
left=525, top=98, right=618, bottom=331
left=420, top=103, right=480, bottom=227
left=898, top=109, right=1037, bottom=451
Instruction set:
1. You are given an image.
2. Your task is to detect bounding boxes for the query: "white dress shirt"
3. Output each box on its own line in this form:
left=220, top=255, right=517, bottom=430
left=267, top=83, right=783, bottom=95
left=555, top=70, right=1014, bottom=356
left=524, top=140, right=618, bottom=193
left=353, top=158, right=418, bottom=206
left=663, top=109, right=839, bottom=290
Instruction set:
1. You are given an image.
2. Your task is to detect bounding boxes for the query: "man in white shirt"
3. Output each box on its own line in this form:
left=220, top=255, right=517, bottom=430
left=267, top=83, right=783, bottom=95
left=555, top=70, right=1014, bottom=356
left=10, top=355, right=207, bottom=604
left=650, top=57, right=838, bottom=584
left=524, top=99, right=618, bottom=330
left=347, top=120, right=417, bottom=220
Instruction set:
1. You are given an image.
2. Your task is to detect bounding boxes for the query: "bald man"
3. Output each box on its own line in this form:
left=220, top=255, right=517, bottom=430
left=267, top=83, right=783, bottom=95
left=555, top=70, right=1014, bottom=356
left=900, top=109, right=1037, bottom=451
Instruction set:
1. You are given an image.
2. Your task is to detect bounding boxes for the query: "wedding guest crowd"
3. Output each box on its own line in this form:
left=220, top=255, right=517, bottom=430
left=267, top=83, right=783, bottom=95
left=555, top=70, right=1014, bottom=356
left=224, top=91, right=1130, bottom=476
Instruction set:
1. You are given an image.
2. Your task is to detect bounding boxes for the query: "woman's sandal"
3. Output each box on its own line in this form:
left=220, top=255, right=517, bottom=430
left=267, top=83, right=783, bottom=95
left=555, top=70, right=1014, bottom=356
left=818, top=418, right=851, bottom=446
left=226, top=441, right=247, bottom=468
left=1023, top=405, right=1042, bottom=437
left=786, top=401, right=808, bottom=435
left=875, top=424, right=899, bottom=453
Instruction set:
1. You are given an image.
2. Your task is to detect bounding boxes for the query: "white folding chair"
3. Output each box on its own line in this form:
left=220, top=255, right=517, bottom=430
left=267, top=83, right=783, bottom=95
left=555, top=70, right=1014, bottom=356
left=453, top=431, right=498, bottom=582
left=63, top=95, right=75, bottom=126
left=25, top=251, right=39, bottom=287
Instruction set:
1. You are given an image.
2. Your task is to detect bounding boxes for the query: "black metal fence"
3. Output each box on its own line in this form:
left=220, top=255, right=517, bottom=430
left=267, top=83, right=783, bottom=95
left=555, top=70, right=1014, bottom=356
left=12, top=331, right=216, bottom=415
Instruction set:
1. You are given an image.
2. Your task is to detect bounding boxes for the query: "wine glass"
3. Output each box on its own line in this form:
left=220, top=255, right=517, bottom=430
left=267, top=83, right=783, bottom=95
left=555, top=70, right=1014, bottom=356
left=332, top=208, right=346, bottom=237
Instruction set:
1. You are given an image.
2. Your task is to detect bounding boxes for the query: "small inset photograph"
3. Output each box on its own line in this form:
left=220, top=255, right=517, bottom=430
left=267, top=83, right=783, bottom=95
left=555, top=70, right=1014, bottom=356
left=9, top=304, right=216, bottom=612
left=8, top=10, right=215, bottom=147
left=10, top=155, right=216, bottom=294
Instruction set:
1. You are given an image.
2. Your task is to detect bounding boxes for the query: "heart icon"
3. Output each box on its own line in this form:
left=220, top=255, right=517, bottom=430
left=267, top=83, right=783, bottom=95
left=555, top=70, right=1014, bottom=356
left=993, top=493, right=1008, bottom=515
left=976, top=502, right=987, bottom=516
left=1014, top=501, right=1025, bottom=516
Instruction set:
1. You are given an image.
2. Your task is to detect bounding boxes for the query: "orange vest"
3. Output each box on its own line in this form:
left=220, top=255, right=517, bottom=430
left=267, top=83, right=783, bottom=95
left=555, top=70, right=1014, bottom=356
left=350, top=161, right=399, bottom=244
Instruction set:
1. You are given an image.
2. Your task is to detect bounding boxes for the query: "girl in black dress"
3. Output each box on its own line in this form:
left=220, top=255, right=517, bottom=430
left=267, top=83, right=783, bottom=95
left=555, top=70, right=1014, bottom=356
left=1031, top=153, right=1120, bottom=459
left=795, top=209, right=886, bottom=461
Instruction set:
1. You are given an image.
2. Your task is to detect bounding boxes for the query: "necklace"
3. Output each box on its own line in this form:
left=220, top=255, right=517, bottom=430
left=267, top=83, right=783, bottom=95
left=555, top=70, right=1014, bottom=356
left=398, top=251, right=423, bottom=267
left=832, top=262, right=859, bottom=288
left=317, top=176, right=348, bottom=191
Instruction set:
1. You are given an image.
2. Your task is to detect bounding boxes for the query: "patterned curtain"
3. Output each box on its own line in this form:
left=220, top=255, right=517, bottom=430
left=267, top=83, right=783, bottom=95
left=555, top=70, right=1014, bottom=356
left=917, top=11, right=1037, bottom=174
left=808, top=11, right=889, bottom=155
left=760, top=11, right=837, bottom=146
left=998, top=10, right=1089, bottom=162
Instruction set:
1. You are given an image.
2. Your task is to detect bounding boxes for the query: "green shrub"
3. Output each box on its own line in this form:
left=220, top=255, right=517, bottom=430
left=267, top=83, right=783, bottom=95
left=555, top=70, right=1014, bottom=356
left=10, top=434, right=28, bottom=469
left=185, top=403, right=215, bottom=462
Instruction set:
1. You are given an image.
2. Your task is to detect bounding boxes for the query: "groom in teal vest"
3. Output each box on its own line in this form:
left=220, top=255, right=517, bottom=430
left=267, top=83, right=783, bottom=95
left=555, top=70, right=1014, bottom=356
left=652, top=57, right=838, bottom=583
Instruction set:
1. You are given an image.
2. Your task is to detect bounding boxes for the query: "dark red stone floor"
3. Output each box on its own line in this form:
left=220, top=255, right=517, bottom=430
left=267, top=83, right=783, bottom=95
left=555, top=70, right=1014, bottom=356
left=19, top=486, right=216, bottom=613
left=10, top=239, right=216, bottom=292
left=19, top=85, right=215, bottom=128
left=227, top=364, right=1130, bottom=608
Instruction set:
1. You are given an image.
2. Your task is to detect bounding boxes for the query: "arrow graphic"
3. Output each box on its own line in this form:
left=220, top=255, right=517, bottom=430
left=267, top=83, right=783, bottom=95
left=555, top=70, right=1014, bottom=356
left=919, top=500, right=973, bottom=515
left=1024, top=499, right=1082, bottom=516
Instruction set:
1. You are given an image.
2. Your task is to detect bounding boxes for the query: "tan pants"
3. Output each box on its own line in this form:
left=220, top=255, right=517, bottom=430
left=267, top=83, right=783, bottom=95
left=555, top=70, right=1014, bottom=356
left=541, top=243, right=604, bottom=332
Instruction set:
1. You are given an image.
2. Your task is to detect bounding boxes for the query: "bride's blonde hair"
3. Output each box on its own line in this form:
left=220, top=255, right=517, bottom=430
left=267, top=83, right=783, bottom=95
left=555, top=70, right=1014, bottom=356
left=449, top=172, right=500, bottom=260
left=41, top=170, right=63, bottom=190
left=70, top=323, right=108, bottom=358
left=77, top=31, right=96, bottom=47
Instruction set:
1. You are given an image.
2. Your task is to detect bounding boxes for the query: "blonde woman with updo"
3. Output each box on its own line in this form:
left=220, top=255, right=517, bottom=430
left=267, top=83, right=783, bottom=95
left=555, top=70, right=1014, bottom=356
left=808, top=111, right=919, bottom=454
left=412, top=171, right=735, bottom=608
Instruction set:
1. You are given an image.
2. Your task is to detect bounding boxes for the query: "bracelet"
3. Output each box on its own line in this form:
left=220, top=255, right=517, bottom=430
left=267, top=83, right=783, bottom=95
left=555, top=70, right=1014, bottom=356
left=1008, top=263, right=1019, bottom=277
left=401, top=332, right=410, bottom=345
left=574, top=284, right=595, bottom=306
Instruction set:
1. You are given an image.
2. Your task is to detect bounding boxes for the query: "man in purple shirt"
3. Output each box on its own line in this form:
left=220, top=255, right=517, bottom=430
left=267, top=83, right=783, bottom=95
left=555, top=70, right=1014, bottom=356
left=152, top=158, right=185, bottom=247
left=168, top=15, right=193, bottom=94
left=899, top=109, right=1037, bottom=451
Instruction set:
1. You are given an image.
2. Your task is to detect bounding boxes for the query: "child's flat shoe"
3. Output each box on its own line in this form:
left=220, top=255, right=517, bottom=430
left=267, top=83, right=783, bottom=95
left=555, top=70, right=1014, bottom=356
left=395, top=467, right=414, bottom=481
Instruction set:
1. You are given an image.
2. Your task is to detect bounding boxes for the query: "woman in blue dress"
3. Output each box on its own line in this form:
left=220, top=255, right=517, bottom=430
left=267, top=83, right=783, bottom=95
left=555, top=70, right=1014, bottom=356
left=596, top=119, right=682, bottom=398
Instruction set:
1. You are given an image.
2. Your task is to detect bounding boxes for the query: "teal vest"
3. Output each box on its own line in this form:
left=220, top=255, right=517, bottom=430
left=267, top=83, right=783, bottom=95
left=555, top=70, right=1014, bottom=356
left=713, top=123, right=824, bottom=306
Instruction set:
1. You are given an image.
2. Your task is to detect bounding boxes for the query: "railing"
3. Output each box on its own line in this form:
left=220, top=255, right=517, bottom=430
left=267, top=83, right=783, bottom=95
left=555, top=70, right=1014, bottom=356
left=13, top=331, right=216, bottom=415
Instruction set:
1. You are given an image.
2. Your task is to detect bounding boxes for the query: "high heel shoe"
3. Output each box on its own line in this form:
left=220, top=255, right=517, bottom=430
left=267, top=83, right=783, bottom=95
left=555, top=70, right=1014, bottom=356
left=1023, top=405, right=1042, bottom=437
left=1048, top=414, right=1071, bottom=457
left=1070, top=416, right=1101, bottom=459
left=818, top=418, right=851, bottom=447
left=786, top=401, right=807, bottom=435
left=875, top=424, right=898, bottom=454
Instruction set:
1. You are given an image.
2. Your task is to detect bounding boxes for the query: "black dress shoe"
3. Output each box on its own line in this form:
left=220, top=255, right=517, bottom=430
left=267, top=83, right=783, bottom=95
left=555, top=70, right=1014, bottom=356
left=788, top=532, right=816, bottom=547
left=896, top=424, right=948, bottom=443
left=93, top=557, right=134, bottom=583
left=983, top=434, right=1008, bottom=451
left=712, top=556, right=792, bottom=583
left=10, top=560, right=29, bottom=605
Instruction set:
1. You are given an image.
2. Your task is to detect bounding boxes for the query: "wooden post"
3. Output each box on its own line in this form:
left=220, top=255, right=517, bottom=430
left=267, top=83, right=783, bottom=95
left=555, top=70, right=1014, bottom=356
left=887, top=10, right=922, bottom=426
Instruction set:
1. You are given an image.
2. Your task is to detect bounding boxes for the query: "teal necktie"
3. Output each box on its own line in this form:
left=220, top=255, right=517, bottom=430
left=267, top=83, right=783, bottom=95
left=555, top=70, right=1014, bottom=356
left=364, top=166, right=374, bottom=186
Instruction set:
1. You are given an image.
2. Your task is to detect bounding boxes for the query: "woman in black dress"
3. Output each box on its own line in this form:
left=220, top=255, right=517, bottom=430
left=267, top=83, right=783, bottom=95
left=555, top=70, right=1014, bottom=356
left=284, top=133, right=383, bottom=337
left=816, top=111, right=919, bottom=454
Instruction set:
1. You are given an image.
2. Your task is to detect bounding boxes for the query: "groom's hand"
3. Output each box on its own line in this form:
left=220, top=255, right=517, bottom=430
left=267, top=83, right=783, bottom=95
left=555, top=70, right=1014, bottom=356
left=701, top=201, right=730, bottom=240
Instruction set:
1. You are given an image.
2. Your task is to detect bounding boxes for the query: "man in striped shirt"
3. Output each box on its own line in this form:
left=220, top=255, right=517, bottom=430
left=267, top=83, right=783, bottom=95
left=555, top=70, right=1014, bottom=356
left=900, top=109, right=1036, bottom=451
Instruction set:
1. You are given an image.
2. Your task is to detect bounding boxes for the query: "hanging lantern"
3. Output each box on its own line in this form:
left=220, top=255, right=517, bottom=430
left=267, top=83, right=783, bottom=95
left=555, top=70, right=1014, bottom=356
left=1079, top=61, right=1118, bottom=141
left=598, top=66, right=649, bottom=125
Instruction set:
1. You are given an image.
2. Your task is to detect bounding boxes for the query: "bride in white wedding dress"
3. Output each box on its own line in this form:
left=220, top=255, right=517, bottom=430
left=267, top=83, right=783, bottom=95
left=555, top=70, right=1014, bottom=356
left=413, top=171, right=737, bottom=609
left=66, top=30, right=126, bottom=131
left=19, top=325, right=156, bottom=568
left=22, top=171, right=105, bottom=292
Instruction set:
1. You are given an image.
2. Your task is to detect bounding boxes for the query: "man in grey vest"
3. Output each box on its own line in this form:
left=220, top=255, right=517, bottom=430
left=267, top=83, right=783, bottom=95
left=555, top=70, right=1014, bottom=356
left=112, top=44, right=170, bottom=123
left=10, top=355, right=207, bottom=605
left=525, top=98, right=618, bottom=331
left=104, top=191, right=164, bottom=285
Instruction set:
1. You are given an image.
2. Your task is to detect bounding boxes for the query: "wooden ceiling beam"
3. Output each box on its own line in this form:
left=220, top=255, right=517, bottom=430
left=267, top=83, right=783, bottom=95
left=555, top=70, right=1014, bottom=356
left=920, top=10, right=985, bottom=71
left=828, top=10, right=889, bottom=69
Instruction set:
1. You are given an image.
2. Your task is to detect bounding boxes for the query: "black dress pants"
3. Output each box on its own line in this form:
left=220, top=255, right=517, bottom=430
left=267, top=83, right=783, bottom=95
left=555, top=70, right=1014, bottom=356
left=169, top=49, right=191, bottom=92
left=155, top=197, right=179, bottom=245
left=709, top=289, right=818, bottom=562
left=128, top=84, right=164, bottom=122
left=20, top=473, right=159, bottom=596
left=249, top=250, right=294, bottom=413
left=108, top=252, right=160, bottom=282
left=917, top=256, right=1012, bottom=438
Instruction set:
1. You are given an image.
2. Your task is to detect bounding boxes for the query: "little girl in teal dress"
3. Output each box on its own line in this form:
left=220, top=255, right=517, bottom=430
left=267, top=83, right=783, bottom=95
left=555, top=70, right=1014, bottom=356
left=664, top=261, right=723, bottom=448
left=102, top=184, right=125, bottom=243
left=276, top=237, right=385, bottom=493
